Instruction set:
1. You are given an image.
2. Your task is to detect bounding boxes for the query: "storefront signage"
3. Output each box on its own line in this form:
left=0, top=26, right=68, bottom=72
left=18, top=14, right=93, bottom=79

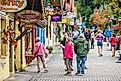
left=57, top=16, right=67, bottom=23
left=51, top=14, right=62, bottom=22
left=0, top=0, right=27, bottom=12
left=16, top=10, right=41, bottom=23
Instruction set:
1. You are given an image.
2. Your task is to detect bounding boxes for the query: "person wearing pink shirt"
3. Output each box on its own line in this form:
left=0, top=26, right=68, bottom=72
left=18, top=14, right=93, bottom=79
left=64, top=38, right=73, bottom=76
left=96, top=30, right=105, bottom=57
left=34, top=37, right=48, bottom=73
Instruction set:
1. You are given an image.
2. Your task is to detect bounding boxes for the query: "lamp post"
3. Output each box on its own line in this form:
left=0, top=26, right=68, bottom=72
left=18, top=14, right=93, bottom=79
left=45, top=3, right=54, bottom=46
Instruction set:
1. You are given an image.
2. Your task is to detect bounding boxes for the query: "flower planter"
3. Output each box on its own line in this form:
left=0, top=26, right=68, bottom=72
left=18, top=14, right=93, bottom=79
left=2, top=37, right=8, bottom=44
left=3, top=40, right=7, bottom=44
left=46, top=46, right=53, bottom=54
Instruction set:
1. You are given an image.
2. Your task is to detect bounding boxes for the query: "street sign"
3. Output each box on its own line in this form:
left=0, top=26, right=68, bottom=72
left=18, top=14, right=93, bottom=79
left=0, top=0, right=27, bottom=12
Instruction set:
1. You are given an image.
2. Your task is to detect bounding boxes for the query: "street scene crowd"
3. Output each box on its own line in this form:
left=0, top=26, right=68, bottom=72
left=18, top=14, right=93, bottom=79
left=34, top=25, right=121, bottom=76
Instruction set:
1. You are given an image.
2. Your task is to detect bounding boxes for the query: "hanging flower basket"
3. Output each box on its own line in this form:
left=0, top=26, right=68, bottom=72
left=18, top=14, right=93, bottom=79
left=3, top=40, right=7, bottom=44
left=2, top=36, right=8, bottom=44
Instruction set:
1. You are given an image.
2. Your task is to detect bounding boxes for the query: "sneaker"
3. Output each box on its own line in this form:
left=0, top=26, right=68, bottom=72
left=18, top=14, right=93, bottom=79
left=76, top=73, right=83, bottom=76
left=81, top=73, right=85, bottom=76
left=85, top=67, right=88, bottom=69
left=44, top=70, right=48, bottom=73
left=64, top=72, right=71, bottom=76
left=71, top=69, right=74, bottom=71
left=75, top=72, right=80, bottom=75
left=112, top=55, right=115, bottom=57
left=99, top=54, right=103, bottom=57
left=65, top=69, right=68, bottom=71
left=37, top=70, right=40, bottom=73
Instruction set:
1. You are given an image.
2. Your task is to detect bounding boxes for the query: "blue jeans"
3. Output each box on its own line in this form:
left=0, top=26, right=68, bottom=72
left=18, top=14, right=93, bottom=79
left=76, top=56, right=87, bottom=74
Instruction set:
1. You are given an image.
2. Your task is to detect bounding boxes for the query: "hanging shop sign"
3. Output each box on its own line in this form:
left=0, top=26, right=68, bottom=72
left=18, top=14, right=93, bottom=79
left=16, top=10, right=41, bottom=23
left=0, top=0, right=27, bottom=12
left=57, top=16, right=67, bottom=23
left=51, top=14, right=62, bottom=22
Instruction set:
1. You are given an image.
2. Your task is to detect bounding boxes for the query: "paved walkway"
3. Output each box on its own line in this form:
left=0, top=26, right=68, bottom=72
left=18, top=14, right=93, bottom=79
left=4, top=43, right=121, bottom=81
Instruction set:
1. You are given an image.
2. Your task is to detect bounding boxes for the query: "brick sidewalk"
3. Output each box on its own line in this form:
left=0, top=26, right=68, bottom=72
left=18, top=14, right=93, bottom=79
left=5, top=43, right=121, bottom=81
left=4, top=45, right=59, bottom=81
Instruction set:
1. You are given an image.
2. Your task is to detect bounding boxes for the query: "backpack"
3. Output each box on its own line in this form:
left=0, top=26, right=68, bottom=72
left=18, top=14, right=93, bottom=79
left=76, top=41, right=88, bottom=56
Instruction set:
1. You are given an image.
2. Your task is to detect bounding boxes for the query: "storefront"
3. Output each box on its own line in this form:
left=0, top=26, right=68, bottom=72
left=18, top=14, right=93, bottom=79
left=0, top=11, right=15, bottom=81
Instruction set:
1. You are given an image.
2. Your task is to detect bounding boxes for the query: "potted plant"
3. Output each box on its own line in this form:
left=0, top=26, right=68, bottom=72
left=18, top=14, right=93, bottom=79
left=46, top=46, right=53, bottom=54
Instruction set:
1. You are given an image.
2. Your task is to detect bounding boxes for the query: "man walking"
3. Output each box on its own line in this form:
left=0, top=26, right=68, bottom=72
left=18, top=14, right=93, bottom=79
left=74, top=35, right=88, bottom=76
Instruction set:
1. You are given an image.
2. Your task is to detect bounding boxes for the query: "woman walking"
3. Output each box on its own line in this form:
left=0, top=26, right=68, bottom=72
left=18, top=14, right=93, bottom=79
left=109, top=33, right=118, bottom=57
left=64, top=38, right=73, bottom=76
left=96, top=30, right=105, bottom=57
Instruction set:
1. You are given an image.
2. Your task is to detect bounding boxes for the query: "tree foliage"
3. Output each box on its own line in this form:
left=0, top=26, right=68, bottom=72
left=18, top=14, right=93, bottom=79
left=74, top=0, right=121, bottom=29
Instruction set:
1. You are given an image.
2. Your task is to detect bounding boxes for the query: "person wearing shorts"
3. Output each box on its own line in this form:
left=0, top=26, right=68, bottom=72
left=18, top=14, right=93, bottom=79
left=96, top=30, right=104, bottom=57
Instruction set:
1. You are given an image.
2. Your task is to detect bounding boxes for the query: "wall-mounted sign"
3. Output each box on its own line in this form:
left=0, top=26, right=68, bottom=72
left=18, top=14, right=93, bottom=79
left=57, top=16, right=67, bottom=23
left=0, top=0, right=27, bottom=12
left=16, top=10, right=41, bottom=23
left=51, top=14, right=62, bottom=22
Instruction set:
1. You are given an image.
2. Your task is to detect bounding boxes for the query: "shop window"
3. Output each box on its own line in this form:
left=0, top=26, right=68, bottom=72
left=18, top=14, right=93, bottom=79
left=1, top=19, right=6, bottom=56
left=25, top=30, right=32, bottom=55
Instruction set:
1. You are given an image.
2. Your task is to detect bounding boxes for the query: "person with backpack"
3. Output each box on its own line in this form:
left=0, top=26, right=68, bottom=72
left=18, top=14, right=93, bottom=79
left=34, top=37, right=48, bottom=73
left=104, top=26, right=112, bottom=46
left=96, top=30, right=105, bottom=57
left=74, top=34, right=88, bottom=76
left=109, top=33, right=118, bottom=57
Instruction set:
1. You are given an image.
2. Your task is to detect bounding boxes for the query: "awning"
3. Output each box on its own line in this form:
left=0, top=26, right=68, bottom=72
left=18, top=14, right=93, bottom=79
left=36, top=19, right=47, bottom=28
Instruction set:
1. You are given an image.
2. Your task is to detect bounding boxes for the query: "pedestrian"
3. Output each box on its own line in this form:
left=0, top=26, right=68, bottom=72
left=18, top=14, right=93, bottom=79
left=72, top=27, right=80, bottom=42
left=109, top=33, right=118, bottom=57
left=104, top=26, right=112, bottom=46
left=64, top=37, right=73, bottom=76
left=91, top=31, right=95, bottom=49
left=74, top=34, right=88, bottom=76
left=95, top=30, right=105, bottom=57
left=84, top=29, right=91, bottom=52
left=60, top=32, right=69, bottom=71
left=117, top=35, right=121, bottom=60
left=34, top=37, right=48, bottom=73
